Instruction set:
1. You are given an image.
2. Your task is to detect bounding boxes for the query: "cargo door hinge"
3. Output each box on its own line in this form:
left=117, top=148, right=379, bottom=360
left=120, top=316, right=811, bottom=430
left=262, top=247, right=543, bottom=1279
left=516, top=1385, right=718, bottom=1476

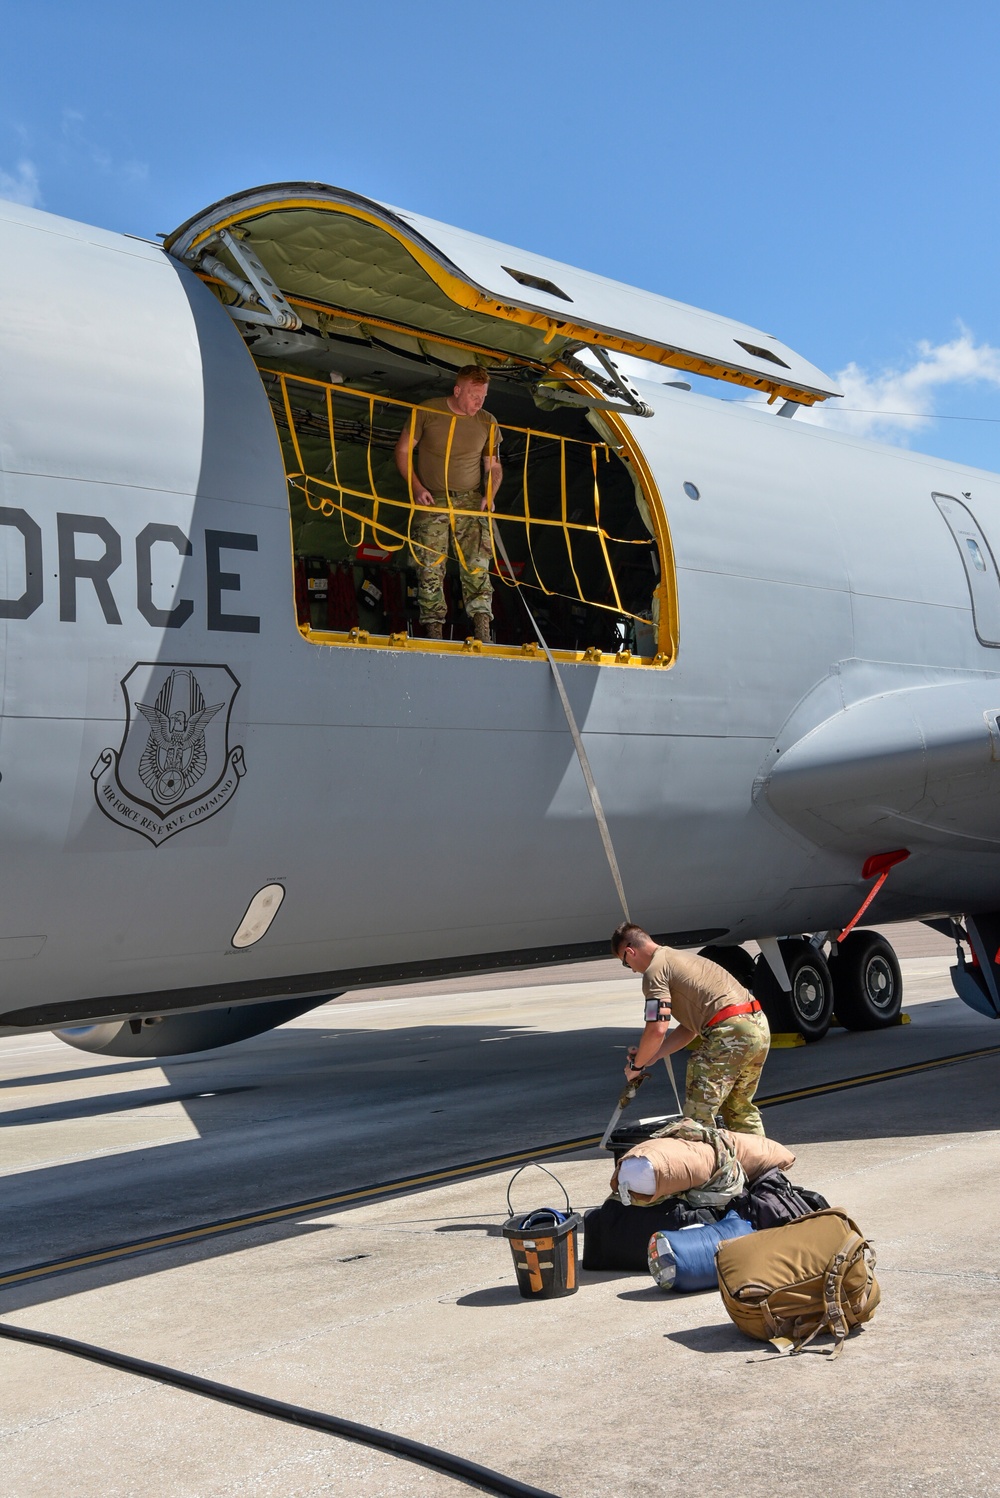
left=546, top=345, right=654, bottom=417
left=189, top=228, right=301, bottom=332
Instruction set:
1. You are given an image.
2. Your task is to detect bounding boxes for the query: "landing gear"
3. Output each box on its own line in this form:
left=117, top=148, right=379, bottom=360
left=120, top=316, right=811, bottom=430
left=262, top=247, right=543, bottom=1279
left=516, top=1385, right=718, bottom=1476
left=697, top=943, right=756, bottom=989
left=754, top=938, right=834, bottom=1042
left=946, top=913, right=1000, bottom=1018
left=829, top=930, right=902, bottom=1029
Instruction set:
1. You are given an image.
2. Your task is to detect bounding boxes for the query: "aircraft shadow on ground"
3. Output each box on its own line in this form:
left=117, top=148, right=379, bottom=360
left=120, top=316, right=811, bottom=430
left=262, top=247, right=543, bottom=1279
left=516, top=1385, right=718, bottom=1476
left=0, top=1219, right=340, bottom=1316
left=1, top=1017, right=998, bottom=1314
left=0, top=1058, right=169, bottom=1091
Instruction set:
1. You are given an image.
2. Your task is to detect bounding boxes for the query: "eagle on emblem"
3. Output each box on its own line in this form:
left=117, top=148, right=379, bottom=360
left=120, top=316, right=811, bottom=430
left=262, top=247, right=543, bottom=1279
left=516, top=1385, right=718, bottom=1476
left=135, top=668, right=225, bottom=805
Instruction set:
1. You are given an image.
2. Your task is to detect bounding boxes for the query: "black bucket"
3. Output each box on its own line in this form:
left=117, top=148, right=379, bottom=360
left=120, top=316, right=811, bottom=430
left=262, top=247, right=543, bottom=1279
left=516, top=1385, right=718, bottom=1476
left=502, top=1163, right=581, bottom=1300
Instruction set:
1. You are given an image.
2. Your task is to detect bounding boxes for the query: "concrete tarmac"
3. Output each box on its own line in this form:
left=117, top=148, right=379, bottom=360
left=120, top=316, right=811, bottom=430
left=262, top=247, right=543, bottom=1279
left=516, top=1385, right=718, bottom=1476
left=2, top=923, right=999, bottom=1495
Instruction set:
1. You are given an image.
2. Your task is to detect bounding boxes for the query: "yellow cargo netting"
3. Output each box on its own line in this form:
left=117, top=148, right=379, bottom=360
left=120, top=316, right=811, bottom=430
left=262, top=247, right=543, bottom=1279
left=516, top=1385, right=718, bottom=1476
left=269, top=369, right=653, bottom=625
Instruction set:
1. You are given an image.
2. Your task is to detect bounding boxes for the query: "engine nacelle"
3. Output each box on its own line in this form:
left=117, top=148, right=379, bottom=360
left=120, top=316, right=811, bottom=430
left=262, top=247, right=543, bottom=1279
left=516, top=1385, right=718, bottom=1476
left=54, top=994, right=337, bottom=1057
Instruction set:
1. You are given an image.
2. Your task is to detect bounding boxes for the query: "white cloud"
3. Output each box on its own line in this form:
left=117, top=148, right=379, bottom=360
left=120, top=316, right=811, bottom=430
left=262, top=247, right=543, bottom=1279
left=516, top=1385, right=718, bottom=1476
left=571, top=331, right=1000, bottom=446
left=796, top=330, right=1000, bottom=441
left=0, top=159, right=41, bottom=208
left=60, top=108, right=148, bottom=187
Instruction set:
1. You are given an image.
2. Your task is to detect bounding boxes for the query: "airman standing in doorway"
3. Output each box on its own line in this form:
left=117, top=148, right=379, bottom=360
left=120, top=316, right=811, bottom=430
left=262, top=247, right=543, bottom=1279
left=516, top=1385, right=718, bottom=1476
left=394, top=365, right=503, bottom=642
left=611, top=922, right=771, bottom=1134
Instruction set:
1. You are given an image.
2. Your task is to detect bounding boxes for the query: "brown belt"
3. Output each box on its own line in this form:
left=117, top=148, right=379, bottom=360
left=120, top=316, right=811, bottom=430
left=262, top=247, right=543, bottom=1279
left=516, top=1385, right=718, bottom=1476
left=704, top=999, right=762, bottom=1030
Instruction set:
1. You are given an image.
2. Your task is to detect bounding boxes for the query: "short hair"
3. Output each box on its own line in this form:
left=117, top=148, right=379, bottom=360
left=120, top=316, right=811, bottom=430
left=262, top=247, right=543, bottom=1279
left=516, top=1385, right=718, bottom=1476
left=611, top=922, right=653, bottom=956
left=454, top=364, right=490, bottom=386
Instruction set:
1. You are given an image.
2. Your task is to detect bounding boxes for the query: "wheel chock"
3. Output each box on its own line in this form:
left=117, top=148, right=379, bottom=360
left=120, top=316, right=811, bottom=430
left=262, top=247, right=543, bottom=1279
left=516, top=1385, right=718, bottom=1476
left=770, top=1032, right=806, bottom=1048
left=829, top=1010, right=911, bottom=1030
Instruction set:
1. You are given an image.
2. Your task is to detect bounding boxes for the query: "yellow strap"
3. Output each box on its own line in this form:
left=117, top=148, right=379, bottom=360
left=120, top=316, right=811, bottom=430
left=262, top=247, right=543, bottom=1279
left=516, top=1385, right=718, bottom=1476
left=303, top=474, right=645, bottom=546
left=440, top=413, right=468, bottom=571
left=482, top=418, right=497, bottom=570
left=296, top=478, right=650, bottom=625
left=278, top=375, right=306, bottom=476
left=324, top=385, right=343, bottom=498
left=405, top=404, right=419, bottom=566
left=364, top=392, right=379, bottom=548
left=592, top=444, right=624, bottom=615
left=269, top=366, right=609, bottom=448
left=281, top=372, right=654, bottom=631
left=560, top=438, right=585, bottom=603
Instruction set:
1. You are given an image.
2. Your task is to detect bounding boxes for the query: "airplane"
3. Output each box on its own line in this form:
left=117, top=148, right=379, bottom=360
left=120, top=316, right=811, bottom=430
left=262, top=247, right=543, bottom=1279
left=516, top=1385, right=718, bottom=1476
left=2, top=181, right=999, bottom=1063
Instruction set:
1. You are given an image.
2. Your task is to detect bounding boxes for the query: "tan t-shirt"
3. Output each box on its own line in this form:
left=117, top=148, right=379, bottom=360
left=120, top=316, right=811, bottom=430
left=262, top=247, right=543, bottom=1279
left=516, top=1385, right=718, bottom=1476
left=641, top=945, right=752, bottom=1035
left=410, top=398, right=501, bottom=495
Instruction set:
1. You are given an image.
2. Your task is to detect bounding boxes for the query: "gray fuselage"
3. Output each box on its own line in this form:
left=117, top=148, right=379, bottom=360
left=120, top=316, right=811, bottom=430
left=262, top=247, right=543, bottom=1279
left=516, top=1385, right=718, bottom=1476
left=2, top=198, right=998, bottom=1036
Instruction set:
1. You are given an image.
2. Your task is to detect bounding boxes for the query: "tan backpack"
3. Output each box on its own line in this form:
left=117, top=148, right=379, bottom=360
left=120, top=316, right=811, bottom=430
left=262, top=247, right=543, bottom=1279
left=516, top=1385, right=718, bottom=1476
left=714, top=1208, right=879, bottom=1356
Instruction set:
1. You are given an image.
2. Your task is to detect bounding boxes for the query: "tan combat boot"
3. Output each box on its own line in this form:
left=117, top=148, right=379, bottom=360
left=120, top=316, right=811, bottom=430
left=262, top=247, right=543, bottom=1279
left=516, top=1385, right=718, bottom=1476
left=472, top=612, right=491, bottom=644
left=425, top=620, right=444, bottom=640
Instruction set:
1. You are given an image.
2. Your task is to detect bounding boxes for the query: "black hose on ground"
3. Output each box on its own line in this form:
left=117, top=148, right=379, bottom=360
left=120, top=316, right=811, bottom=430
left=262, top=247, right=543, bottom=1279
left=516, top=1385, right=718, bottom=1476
left=0, top=1320, right=561, bottom=1498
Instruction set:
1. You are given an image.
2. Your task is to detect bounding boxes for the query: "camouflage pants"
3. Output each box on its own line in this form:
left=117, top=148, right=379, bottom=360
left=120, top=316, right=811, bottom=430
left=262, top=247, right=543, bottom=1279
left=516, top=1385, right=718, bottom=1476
left=411, top=494, right=493, bottom=624
left=684, top=1010, right=770, bottom=1135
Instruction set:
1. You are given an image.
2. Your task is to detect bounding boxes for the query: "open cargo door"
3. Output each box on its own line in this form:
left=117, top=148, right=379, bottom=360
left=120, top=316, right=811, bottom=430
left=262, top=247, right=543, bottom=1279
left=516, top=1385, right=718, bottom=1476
left=166, top=182, right=841, bottom=406
left=165, top=184, right=839, bottom=667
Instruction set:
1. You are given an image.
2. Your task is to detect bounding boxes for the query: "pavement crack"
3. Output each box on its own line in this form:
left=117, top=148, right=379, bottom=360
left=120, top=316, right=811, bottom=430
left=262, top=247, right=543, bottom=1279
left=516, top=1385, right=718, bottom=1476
left=801, top=1132, right=1000, bottom=1184
left=878, top=1266, right=1000, bottom=1282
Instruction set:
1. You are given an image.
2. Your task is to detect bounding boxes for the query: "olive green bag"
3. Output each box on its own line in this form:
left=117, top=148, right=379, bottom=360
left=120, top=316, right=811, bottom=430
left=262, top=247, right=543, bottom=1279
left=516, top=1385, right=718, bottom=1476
left=714, top=1208, right=879, bottom=1356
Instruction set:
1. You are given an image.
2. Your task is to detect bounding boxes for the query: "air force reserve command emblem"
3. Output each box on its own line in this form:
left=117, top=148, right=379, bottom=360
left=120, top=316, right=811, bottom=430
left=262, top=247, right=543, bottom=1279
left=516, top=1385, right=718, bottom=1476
left=93, top=663, right=246, bottom=845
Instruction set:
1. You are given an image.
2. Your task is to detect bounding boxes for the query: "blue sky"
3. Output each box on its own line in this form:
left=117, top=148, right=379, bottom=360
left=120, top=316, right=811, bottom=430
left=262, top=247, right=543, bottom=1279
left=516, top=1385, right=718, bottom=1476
left=3, top=1, right=1000, bottom=468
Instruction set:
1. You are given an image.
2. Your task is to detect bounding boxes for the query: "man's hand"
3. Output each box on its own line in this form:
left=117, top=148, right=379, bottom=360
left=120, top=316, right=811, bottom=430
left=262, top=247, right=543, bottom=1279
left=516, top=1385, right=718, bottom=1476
left=624, top=1047, right=647, bottom=1079
left=413, top=486, right=435, bottom=507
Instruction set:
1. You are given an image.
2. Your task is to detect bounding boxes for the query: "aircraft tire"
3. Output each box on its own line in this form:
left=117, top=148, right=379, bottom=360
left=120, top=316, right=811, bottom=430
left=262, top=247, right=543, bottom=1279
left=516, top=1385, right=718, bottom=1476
left=829, top=930, right=902, bottom=1030
left=697, top=943, right=756, bottom=988
left=753, top=938, right=834, bottom=1042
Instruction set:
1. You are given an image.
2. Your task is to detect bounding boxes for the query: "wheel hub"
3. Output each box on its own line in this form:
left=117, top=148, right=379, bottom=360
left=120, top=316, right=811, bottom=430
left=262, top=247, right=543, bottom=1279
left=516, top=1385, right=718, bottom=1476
left=864, top=956, right=896, bottom=1012
left=794, top=965, right=826, bottom=1022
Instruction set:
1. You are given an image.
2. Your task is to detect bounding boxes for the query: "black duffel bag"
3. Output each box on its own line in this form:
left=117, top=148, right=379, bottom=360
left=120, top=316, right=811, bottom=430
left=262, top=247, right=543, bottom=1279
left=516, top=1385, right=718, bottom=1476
left=582, top=1170, right=829, bottom=1271
left=582, top=1194, right=735, bottom=1271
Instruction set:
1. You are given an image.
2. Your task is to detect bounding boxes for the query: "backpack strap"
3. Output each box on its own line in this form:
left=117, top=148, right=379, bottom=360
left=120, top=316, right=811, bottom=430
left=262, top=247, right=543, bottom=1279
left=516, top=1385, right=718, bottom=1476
left=793, top=1230, right=873, bottom=1358
left=756, top=1227, right=876, bottom=1358
left=853, top=1236, right=878, bottom=1318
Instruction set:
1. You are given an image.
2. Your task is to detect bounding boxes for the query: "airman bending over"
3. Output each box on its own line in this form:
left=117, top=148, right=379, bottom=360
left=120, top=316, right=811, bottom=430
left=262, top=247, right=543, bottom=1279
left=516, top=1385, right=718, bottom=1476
left=394, top=365, right=503, bottom=642
left=612, top=922, right=771, bottom=1134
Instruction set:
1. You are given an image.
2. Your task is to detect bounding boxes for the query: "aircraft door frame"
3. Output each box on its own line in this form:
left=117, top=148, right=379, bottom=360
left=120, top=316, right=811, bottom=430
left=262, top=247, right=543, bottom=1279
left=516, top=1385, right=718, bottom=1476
left=934, top=492, right=1000, bottom=647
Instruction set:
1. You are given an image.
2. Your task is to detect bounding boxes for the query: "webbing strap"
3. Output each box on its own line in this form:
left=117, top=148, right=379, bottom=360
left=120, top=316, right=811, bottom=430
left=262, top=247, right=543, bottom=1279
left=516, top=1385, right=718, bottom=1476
left=494, top=526, right=628, bottom=922
left=493, top=526, right=683, bottom=1117
left=784, top=1229, right=873, bottom=1359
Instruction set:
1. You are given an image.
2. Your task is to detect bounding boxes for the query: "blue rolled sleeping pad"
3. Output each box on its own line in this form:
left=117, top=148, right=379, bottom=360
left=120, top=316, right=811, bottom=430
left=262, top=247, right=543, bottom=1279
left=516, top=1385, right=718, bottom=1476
left=648, top=1210, right=754, bottom=1293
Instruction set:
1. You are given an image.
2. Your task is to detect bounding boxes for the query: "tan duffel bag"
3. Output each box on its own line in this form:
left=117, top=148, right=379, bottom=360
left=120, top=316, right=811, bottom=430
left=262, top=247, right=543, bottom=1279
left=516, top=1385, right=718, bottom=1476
left=715, top=1208, right=879, bottom=1356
